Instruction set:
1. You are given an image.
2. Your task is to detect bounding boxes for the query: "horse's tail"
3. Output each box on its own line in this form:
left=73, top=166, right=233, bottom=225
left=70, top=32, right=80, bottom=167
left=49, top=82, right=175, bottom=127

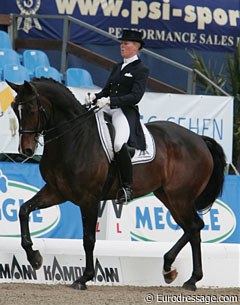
left=195, top=136, right=226, bottom=212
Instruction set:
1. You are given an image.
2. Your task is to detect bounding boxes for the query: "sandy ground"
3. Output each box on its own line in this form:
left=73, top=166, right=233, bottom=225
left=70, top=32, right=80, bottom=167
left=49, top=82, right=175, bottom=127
left=0, top=283, right=239, bottom=305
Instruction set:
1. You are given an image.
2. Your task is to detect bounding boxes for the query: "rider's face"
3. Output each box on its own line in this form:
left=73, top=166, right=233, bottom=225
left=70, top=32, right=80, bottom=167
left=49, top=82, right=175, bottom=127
left=120, top=41, right=140, bottom=59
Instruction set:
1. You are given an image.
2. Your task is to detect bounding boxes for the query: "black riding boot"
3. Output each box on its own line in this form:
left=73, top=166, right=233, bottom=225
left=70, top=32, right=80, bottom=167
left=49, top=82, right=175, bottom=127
left=115, top=143, right=133, bottom=204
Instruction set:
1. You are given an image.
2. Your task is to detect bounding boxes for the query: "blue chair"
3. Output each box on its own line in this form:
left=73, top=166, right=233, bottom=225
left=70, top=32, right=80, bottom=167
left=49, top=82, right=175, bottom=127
left=23, top=49, right=50, bottom=78
left=35, top=65, right=62, bottom=82
left=0, top=31, right=12, bottom=49
left=65, top=68, right=96, bottom=88
left=3, top=64, right=30, bottom=83
left=0, top=49, right=21, bottom=80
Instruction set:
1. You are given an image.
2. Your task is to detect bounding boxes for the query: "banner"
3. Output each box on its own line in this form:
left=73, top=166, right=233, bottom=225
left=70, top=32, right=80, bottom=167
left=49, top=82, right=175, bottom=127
left=0, top=239, right=238, bottom=287
left=0, top=162, right=83, bottom=239
left=139, top=93, right=233, bottom=164
left=0, top=84, right=233, bottom=163
left=97, top=175, right=240, bottom=244
left=1, top=0, right=240, bottom=51
left=0, top=165, right=239, bottom=243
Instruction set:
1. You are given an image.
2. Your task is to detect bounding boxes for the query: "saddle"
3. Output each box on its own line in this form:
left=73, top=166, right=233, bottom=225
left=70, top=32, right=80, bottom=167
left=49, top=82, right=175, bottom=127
left=95, top=109, right=156, bottom=165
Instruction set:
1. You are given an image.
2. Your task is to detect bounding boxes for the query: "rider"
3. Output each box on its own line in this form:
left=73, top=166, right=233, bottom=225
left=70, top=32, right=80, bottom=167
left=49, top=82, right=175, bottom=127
left=85, top=29, right=149, bottom=204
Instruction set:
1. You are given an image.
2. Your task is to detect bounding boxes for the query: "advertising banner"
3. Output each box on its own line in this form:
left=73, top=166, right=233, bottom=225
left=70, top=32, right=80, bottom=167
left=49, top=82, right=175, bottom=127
left=0, top=84, right=233, bottom=163
left=1, top=0, right=240, bottom=51
left=97, top=176, right=240, bottom=244
left=0, top=239, right=238, bottom=287
left=0, top=162, right=83, bottom=239
left=0, top=161, right=239, bottom=244
left=139, top=93, right=233, bottom=164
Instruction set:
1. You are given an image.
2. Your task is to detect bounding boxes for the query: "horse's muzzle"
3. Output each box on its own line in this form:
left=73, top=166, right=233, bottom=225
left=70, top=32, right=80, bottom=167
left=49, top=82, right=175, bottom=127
left=19, top=134, right=36, bottom=157
left=21, top=148, right=35, bottom=157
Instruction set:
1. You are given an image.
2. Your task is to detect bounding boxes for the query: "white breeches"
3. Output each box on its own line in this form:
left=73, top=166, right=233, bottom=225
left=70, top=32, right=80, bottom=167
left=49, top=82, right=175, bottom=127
left=103, top=105, right=130, bottom=152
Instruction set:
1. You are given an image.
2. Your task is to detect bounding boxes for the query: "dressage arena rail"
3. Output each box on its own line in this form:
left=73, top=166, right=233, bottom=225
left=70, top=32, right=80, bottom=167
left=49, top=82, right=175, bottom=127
left=0, top=238, right=238, bottom=288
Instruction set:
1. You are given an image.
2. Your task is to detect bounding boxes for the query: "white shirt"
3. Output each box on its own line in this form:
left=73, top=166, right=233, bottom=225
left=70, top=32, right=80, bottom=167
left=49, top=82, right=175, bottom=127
left=121, top=55, right=139, bottom=70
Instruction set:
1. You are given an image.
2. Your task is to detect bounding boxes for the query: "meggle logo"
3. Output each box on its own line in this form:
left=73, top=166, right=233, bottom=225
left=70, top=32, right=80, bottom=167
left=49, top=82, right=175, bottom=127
left=0, top=171, right=60, bottom=237
left=199, top=199, right=236, bottom=243
left=129, top=194, right=236, bottom=243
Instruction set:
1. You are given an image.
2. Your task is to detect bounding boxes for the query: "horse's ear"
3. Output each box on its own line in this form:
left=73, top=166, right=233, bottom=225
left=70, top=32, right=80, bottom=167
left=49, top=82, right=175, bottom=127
left=24, top=80, right=33, bottom=90
left=5, top=80, right=20, bottom=93
left=24, top=80, right=37, bottom=95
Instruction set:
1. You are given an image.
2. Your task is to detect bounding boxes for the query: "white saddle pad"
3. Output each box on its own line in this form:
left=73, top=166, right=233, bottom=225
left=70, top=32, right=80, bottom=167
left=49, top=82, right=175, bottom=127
left=95, top=109, right=156, bottom=164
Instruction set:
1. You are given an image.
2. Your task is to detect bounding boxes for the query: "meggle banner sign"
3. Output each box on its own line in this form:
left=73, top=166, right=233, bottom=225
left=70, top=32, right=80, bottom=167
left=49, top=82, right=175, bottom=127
left=2, top=0, right=240, bottom=51
left=0, top=162, right=239, bottom=243
left=96, top=176, right=240, bottom=244
left=0, top=162, right=83, bottom=239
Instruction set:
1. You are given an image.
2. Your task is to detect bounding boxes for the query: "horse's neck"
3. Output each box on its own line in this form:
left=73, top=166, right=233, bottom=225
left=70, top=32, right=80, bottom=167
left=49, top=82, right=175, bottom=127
left=44, top=103, right=98, bottom=154
left=46, top=93, right=85, bottom=125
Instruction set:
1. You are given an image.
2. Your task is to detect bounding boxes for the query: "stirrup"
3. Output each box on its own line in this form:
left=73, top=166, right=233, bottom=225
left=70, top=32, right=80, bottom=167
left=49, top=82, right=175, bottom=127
left=116, top=186, right=132, bottom=205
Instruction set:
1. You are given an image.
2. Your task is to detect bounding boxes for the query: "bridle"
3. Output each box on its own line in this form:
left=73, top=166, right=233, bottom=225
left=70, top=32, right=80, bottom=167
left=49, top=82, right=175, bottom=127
left=14, top=89, right=99, bottom=145
left=16, top=94, right=48, bottom=135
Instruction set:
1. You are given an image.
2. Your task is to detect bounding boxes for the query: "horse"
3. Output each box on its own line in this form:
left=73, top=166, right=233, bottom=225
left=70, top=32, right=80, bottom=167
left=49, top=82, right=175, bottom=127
left=7, top=78, right=226, bottom=291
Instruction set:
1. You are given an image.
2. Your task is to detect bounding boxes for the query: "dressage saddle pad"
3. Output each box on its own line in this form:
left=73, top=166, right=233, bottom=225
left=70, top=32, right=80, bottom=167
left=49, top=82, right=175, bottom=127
left=95, top=109, right=156, bottom=164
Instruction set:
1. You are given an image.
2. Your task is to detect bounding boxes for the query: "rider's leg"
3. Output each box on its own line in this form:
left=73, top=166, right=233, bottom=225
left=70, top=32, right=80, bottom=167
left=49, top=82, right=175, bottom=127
left=115, top=143, right=133, bottom=203
left=111, top=108, right=133, bottom=203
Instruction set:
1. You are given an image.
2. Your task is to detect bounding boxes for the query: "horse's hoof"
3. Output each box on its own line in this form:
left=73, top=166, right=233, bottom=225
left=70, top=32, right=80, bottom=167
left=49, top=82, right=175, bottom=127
left=163, top=268, right=178, bottom=284
left=70, top=281, right=87, bottom=290
left=29, top=250, right=43, bottom=270
left=182, top=281, right=197, bottom=291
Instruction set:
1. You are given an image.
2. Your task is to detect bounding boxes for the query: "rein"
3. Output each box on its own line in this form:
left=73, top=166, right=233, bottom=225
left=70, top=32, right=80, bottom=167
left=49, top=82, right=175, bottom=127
left=16, top=91, right=99, bottom=146
left=43, top=105, right=99, bottom=145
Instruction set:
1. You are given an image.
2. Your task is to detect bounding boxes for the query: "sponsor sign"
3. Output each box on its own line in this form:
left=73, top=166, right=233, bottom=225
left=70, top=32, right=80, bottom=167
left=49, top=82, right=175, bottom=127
left=97, top=177, right=240, bottom=244
left=0, top=239, right=238, bottom=287
left=139, top=93, right=233, bottom=163
left=0, top=162, right=239, bottom=243
left=128, top=195, right=236, bottom=243
left=0, top=162, right=83, bottom=239
left=1, top=161, right=239, bottom=244
left=0, top=175, right=60, bottom=237
left=0, top=253, right=121, bottom=285
left=1, top=0, right=240, bottom=51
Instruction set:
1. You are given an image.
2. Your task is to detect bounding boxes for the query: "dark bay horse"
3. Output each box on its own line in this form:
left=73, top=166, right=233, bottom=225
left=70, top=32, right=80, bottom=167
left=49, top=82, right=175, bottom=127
left=7, top=79, right=226, bottom=291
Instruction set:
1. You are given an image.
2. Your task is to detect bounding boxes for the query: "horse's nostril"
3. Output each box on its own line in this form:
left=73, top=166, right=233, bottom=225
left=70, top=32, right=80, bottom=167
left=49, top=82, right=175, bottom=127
left=23, top=148, right=34, bottom=157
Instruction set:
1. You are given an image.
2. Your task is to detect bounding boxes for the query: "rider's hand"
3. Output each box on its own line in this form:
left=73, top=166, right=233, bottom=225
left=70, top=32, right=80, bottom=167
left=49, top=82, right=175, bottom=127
left=96, top=97, right=110, bottom=109
left=84, top=93, right=96, bottom=106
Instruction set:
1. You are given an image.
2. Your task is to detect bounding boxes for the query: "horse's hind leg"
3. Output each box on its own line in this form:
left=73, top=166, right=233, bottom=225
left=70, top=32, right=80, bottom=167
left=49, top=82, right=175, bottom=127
left=182, top=212, right=204, bottom=291
left=19, top=184, right=62, bottom=270
left=154, top=191, right=204, bottom=290
left=166, top=209, right=204, bottom=291
left=163, top=232, right=189, bottom=284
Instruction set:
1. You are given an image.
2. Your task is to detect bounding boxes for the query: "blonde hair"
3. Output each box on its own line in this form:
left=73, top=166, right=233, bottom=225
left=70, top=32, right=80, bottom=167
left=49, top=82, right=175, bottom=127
left=133, top=41, right=141, bottom=50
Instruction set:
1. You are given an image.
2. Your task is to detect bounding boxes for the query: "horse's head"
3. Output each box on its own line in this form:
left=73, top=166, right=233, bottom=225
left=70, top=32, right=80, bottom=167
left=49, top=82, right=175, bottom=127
left=7, top=80, right=47, bottom=157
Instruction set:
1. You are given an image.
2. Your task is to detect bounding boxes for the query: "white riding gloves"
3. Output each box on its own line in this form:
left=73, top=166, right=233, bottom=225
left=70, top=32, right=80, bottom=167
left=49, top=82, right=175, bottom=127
left=96, top=97, right=110, bottom=109
left=84, top=93, right=96, bottom=106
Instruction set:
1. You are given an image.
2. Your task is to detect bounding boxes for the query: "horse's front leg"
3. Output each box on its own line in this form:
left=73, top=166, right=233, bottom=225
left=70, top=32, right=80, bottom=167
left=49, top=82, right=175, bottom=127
left=71, top=202, right=98, bottom=290
left=19, top=184, right=63, bottom=270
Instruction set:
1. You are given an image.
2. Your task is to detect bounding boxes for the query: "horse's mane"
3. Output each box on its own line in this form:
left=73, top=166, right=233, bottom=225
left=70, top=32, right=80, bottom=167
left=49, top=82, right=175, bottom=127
left=32, top=77, right=84, bottom=110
